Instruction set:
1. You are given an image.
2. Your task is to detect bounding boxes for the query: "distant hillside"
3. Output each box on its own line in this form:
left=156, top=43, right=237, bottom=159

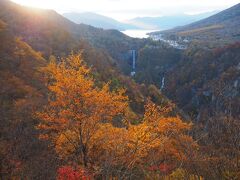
left=150, top=3, right=240, bottom=46
left=63, top=12, right=137, bottom=30
left=63, top=11, right=218, bottom=31
left=0, top=0, right=151, bottom=67
left=127, top=11, right=218, bottom=30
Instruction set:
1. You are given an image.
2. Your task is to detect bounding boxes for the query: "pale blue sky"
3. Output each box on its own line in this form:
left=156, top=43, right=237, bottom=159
left=11, top=0, right=240, bottom=20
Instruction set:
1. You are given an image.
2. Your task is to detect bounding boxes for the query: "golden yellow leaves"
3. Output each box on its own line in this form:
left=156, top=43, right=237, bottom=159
left=36, top=53, right=196, bottom=175
left=36, top=53, right=129, bottom=166
left=55, top=130, right=79, bottom=159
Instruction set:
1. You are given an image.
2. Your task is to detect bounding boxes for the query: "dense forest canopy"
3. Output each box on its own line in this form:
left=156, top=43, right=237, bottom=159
left=0, top=0, right=240, bottom=179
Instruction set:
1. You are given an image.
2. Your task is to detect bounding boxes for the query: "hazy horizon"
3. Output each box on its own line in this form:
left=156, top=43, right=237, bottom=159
left=11, top=0, right=240, bottom=21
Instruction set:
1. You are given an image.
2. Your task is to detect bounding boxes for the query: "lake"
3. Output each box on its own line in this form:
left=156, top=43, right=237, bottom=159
left=121, top=29, right=159, bottom=38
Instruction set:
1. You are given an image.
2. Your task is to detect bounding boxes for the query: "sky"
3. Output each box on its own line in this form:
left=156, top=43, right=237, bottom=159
left=11, top=0, right=240, bottom=21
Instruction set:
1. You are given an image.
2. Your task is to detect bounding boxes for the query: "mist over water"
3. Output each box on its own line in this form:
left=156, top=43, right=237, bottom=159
left=121, top=29, right=159, bottom=38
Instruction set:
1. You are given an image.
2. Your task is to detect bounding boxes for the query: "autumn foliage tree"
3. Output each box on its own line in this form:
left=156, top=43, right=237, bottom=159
left=91, top=101, right=198, bottom=178
left=37, top=54, right=198, bottom=178
left=36, top=54, right=129, bottom=168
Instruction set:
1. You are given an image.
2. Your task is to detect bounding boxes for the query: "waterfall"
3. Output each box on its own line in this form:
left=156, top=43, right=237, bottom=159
left=160, top=76, right=165, bottom=90
left=130, top=50, right=136, bottom=76
left=132, top=50, right=136, bottom=70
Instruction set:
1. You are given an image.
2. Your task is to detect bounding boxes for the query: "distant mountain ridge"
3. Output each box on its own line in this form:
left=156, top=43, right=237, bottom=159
left=63, top=11, right=218, bottom=31
left=63, top=12, right=138, bottom=31
left=173, top=3, right=240, bottom=31
left=150, top=3, right=240, bottom=46
left=0, top=0, right=139, bottom=57
left=127, top=11, right=218, bottom=30
left=0, top=0, right=151, bottom=75
left=0, top=0, right=170, bottom=115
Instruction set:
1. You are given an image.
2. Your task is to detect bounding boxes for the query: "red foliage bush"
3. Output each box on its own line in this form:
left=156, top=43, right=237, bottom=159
left=57, top=166, right=91, bottom=180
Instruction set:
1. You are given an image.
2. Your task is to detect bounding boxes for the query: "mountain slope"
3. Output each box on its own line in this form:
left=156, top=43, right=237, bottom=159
left=0, top=0, right=150, bottom=71
left=127, top=11, right=218, bottom=30
left=63, top=11, right=218, bottom=31
left=0, top=0, right=129, bottom=52
left=0, top=0, right=172, bottom=114
left=150, top=3, right=240, bottom=46
left=0, top=18, right=60, bottom=178
left=63, top=12, right=137, bottom=30
left=0, top=5, right=174, bottom=178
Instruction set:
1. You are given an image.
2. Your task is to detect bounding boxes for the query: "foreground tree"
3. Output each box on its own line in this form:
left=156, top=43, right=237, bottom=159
left=37, top=54, right=199, bottom=178
left=36, top=54, right=129, bottom=169
left=91, top=101, right=199, bottom=178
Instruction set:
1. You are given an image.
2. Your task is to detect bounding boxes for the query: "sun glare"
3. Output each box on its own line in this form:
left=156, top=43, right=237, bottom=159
left=11, top=0, right=53, bottom=9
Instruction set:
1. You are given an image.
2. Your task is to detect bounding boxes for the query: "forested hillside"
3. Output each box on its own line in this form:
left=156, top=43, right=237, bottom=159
left=134, top=7, right=240, bottom=179
left=0, top=18, right=58, bottom=178
left=0, top=15, right=197, bottom=179
left=0, top=0, right=148, bottom=68
left=150, top=3, right=240, bottom=47
left=0, top=1, right=186, bottom=178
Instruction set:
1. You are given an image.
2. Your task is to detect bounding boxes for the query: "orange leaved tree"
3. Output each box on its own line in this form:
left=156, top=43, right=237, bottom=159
left=36, top=54, right=198, bottom=178
left=90, top=100, right=198, bottom=178
left=36, top=54, right=129, bottom=168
